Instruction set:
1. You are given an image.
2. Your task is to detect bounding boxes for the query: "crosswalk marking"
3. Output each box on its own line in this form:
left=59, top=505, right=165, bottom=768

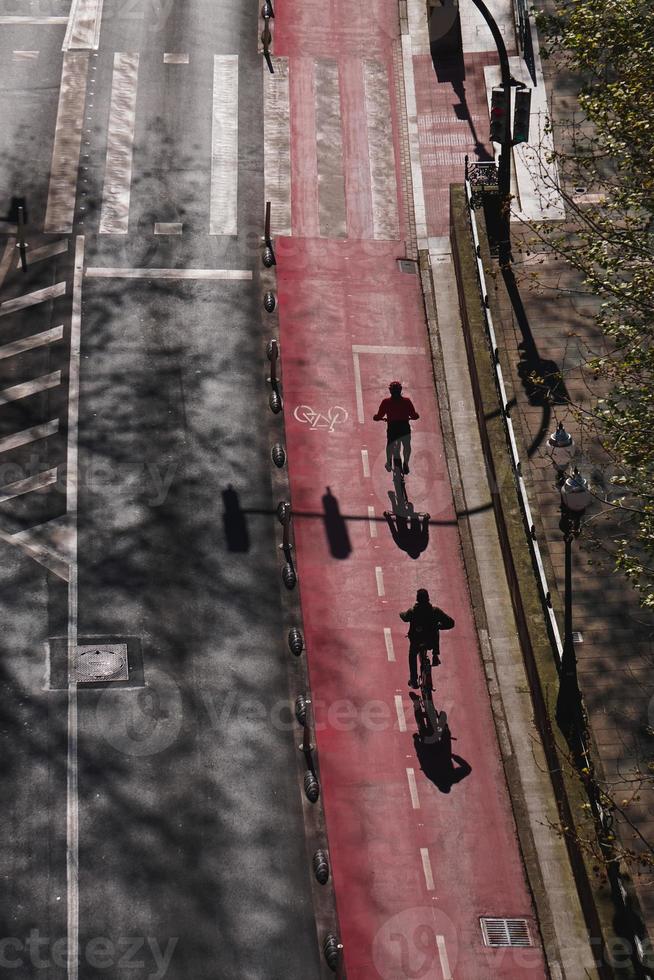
left=154, top=223, right=183, bottom=235
left=0, top=326, right=64, bottom=360
left=16, top=239, right=68, bottom=268
left=0, top=420, right=60, bottom=454
left=315, top=58, right=346, bottom=239
left=13, top=50, right=40, bottom=60
left=210, top=55, right=239, bottom=236
left=0, top=371, right=61, bottom=406
left=363, top=59, right=399, bottom=240
left=263, top=57, right=291, bottom=236
left=99, top=52, right=139, bottom=235
left=85, top=267, right=252, bottom=280
left=0, top=282, right=66, bottom=316
left=0, top=16, right=68, bottom=24
left=164, top=53, right=189, bottom=64
left=0, top=467, right=58, bottom=503
left=63, top=0, right=104, bottom=51
left=44, top=52, right=89, bottom=233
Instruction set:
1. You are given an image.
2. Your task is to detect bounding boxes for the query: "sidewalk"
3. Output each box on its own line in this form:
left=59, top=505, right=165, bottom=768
left=266, top=0, right=598, bottom=976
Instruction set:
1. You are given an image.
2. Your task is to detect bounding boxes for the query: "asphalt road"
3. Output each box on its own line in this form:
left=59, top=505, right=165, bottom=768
left=0, top=2, right=321, bottom=978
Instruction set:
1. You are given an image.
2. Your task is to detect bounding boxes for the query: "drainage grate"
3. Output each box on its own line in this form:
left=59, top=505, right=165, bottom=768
left=480, top=918, right=532, bottom=948
left=397, top=258, right=418, bottom=274
left=74, top=645, right=128, bottom=683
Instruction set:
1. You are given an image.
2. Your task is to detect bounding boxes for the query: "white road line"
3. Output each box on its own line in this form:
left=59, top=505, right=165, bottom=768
left=66, top=236, right=83, bottom=980
left=315, top=58, right=346, bottom=238
left=44, top=52, right=89, bottom=233
left=63, top=0, right=104, bottom=50
left=0, top=420, right=59, bottom=454
left=383, top=627, right=396, bottom=662
left=360, top=448, right=370, bottom=478
left=0, top=16, right=68, bottom=24
left=263, top=57, right=291, bottom=236
left=210, top=55, right=239, bottom=236
left=0, top=238, right=16, bottom=287
left=352, top=344, right=426, bottom=421
left=0, top=326, right=64, bottom=360
left=13, top=50, right=40, bottom=59
left=420, top=847, right=435, bottom=891
left=99, top=52, right=139, bottom=235
left=0, top=281, right=66, bottom=316
left=363, top=59, right=399, bottom=240
left=164, top=53, right=189, bottom=64
left=406, top=768, right=420, bottom=809
left=85, top=267, right=252, bottom=280
left=0, top=371, right=61, bottom=405
left=16, top=239, right=68, bottom=267
left=394, top=694, right=407, bottom=732
left=375, top=565, right=385, bottom=596
left=437, top=935, right=452, bottom=980
left=0, top=467, right=57, bottom=502
left=368, top=505, right=377, bottom=537
left=154, top=222, right=183, bottom=235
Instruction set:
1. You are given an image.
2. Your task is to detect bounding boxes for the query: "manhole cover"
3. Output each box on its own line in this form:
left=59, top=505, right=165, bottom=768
left=74, top=644, right=129, bottom=683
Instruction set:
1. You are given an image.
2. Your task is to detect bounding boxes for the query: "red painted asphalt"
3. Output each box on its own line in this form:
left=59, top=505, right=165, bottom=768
left=273, top=8, right=547, bottom=979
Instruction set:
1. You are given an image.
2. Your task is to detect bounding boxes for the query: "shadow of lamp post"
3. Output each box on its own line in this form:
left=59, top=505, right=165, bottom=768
left=555, top=467, right=592, bottom=737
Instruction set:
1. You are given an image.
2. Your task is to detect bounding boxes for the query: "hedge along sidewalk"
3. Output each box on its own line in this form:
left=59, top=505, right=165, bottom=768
left=446, top=182, right=653, bottom=979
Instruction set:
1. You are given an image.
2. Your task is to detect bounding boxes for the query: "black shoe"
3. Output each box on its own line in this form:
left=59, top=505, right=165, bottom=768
left=385, top=462, right=392, bottom=472
left=409, top=679, right=419, bottom=689
left=402, top=462, right=410, bottom=475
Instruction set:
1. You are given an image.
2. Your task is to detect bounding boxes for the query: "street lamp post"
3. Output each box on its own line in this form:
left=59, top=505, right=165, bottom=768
left=469, top=0, right=513, bottom=264
left=555, top=467, right=592, bottom=735
left=547, top=421, right=574, bottom=482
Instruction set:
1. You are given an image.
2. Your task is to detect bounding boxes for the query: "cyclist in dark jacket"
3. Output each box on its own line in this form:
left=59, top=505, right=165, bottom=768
left=399, top=588, right=455, bottom=688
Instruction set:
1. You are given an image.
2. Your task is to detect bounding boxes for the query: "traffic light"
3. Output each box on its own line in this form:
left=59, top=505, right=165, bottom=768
left=489, top=86, right=508, bottom=144
left=512, top=87, right=532, bottom=145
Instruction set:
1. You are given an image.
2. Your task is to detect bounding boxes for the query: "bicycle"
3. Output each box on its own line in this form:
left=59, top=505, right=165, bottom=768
left=414, top=643, right=448, bottom=744
left=391, top=451, right=410, bottom=514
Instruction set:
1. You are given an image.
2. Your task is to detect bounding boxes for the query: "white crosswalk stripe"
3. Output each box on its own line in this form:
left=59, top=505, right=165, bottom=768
left=263, top=57, right=291, bottom=237
left=44, top=52, right=89, bottom=234
left=99, top=53, right=140, bottom=235
left=210, top=55, right=239, bottom=236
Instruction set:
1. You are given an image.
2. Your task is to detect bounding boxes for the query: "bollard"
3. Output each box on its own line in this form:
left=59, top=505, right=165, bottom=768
left=263, top=290, right=276, bottom=313
left=276, top=500, right=290, bottom=523
left=304, top=770, right=319, bottom=802
left=312, top=848, right=330, bottom=885
left=271, top=443, right=286, bottom=468
left=262, top=0, right=274, bottom=16
left=16, top=206, right=27, bottom=273
left=295, top=693, right=307, bottom=725
left=282, top=560, right=297, bottom=589
left=267, top=338, right=279, bottom=385
left=263, top=245, right=276, bottom=267
left=261, top=18, right=274, bottom=74
left=263, top=202, right=276, bottom=263
left=323, top=934, right=342, bottom=972
left=288, top=627, right=304, bottom=656
left=269, top=388, right=282, bottom=413
left=299, top=697, right=313, bottom=756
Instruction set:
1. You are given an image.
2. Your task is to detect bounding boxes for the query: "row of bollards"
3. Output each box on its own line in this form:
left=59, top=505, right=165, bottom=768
left=262, top=202, right=343, bottom=975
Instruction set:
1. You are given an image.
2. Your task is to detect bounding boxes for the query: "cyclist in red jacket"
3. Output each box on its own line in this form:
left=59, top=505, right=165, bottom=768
left=373, top=381, right=420, bottom=473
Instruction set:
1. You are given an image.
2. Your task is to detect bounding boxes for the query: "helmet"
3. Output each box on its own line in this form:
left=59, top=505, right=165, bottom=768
left=416, top=588, right=430, bottom=603
left=388, top=380, right=402, bottom=393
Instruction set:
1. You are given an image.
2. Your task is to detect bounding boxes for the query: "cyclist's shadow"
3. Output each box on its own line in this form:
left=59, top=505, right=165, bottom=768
left=384, top=493, right=430, bottom=559
left=412, top=728, right=472, bottom=794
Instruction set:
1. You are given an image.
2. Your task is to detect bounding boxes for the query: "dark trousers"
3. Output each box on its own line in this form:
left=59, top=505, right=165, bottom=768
left=408, top=642, right=439, bottom=684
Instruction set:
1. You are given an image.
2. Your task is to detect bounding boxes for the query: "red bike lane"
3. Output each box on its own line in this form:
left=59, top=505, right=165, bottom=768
left=271, top=8, right=548, bottom=979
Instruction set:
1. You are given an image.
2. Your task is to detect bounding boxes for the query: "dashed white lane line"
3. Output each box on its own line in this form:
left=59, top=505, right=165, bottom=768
left=383, top=627, right=395, bottom=662
left=0, top=371, right=61, bottom=405
left=375, top=565, right=385, bottom=596
left=16, top=239, right=68, bottom=268
left=99, top=52, right=139, bottom=235
left=437, top=935, right=453, bottom=979
left=13, top=50, right=40, bottom=59
left=368, top=505, right=377, bottom=538
left=394, top=694, right=407, bottom=732
left=420, top=847, right=435, bottom=891
left=0, top=326, right=64, bottom=360
left=406, top=768, right=420, bottom=809
left=63, top=0, right=104, bottom=51
left=0, top=420, right=59, bottom=453
left=360, top=448, right=370, bottom=478
left=44, top=51, right=89, bottom=233
left=210, top=55, right=239, bottom=236
left=85, top=267, right=252, bottom=280
left=154, top=222, right=183, bottom=235
left=163, top=53, right=189, bottom=64
left=0, top=281, right=66, bottom=315
left=0, top=467, right=58, bottom=502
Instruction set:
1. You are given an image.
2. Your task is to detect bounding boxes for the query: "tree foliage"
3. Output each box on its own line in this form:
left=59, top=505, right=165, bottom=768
left=534, top=0, right=654, bottom=604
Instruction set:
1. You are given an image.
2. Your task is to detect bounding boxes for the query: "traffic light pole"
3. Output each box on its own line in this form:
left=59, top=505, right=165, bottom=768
left=469, top=0, right=513, bottom=264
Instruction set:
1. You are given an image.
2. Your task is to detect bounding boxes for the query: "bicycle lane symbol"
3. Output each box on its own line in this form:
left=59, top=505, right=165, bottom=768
left=293, top=405, right=349, bottom=433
